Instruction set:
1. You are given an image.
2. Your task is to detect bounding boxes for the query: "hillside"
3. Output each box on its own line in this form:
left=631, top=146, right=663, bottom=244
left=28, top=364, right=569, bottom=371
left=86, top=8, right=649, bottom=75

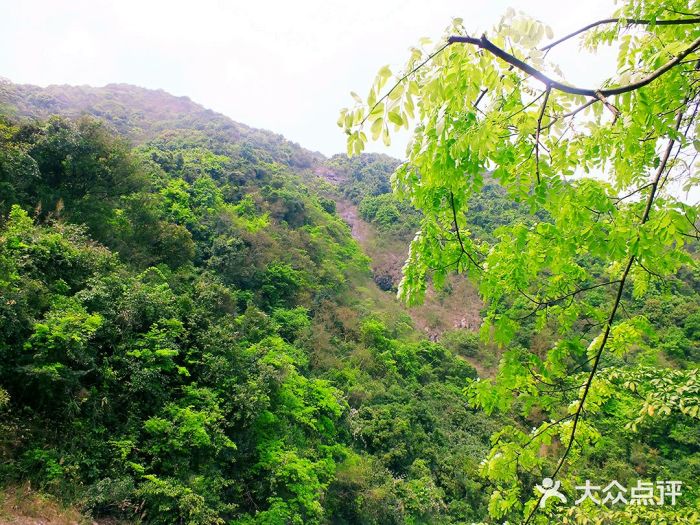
left=0, top=81, right=487, bottom=343
left=0, top=81, right=500, bottom=524
left=325, top=155, right=484, bottom=341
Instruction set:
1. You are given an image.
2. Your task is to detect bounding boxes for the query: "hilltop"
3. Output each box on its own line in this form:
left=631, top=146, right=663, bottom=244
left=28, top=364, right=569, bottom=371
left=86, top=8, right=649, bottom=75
left=0, top=80, right=322, bottom=168
left=0, top=80, right=486, bottom=341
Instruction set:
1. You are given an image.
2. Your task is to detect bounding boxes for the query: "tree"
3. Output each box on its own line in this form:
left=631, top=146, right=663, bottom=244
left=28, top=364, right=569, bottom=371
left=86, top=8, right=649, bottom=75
left=341, top=1, right=700, bottom=523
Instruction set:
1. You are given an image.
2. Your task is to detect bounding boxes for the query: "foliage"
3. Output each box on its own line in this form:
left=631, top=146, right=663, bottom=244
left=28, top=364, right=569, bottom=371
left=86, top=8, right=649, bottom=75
left=0, top=88, right=502, bottom=524
left=342, top=0, right=700, bottom=522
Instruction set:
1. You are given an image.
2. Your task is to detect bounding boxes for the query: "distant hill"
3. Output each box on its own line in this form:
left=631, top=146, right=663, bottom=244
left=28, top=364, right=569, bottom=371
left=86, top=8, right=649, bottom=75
left=0, top=80, right=323, bottom=169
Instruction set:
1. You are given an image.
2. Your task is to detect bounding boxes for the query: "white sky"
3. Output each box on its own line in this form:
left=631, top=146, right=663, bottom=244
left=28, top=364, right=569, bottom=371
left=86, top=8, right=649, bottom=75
left=0, top=0, right=617, bottom=158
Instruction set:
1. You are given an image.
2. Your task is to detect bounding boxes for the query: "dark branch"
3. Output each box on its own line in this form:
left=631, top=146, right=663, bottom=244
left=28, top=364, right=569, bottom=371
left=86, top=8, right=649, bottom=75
left=473, top=87, right=489, bottom=109
left=612, top=182, right=654, bottom=203
left=515, top=279, right=621, bottom=320
left=519, top=279, right=622, bottom=308
left=447, top=34, right=700, bottom=97
left=637, top=260, right=665, bottom=281
left=449, top=191, right=484, bottom=271
left=503, top=89, right=546, bottom=120
left=513, top=414, right=576, bottom=461
left=534, top=85, right=551, bottom=184
left=664, top=9, right=700, bottom=17
left=543, top=98, right=599, bottom=131
left=354, top=16, right=698, bottom=141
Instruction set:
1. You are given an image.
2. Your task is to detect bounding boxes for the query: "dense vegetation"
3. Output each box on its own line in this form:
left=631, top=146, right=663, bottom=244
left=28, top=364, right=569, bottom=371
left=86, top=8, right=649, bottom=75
left=1, top=83, right=697, bottom=525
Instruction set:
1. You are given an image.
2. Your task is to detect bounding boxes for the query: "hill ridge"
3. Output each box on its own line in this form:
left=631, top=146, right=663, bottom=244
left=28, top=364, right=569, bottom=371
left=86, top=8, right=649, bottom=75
left=0, top=80, right=325, bottom=168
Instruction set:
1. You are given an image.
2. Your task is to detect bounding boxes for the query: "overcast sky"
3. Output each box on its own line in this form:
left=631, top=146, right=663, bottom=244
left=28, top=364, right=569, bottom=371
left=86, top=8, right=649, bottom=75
left=1, top=0, right=617, bottom=157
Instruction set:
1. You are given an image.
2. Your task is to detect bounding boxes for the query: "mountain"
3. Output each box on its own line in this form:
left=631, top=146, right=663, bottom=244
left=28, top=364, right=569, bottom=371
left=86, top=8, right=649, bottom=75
left=0, top=80, right=488, bottom=341
left=0, top=81, right=498, bottom=524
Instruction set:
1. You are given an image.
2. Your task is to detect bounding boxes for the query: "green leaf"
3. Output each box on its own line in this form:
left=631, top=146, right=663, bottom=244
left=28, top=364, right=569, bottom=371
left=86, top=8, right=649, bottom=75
left=371, top=117, right=383, bottom=140
left=388, top=110, right=403, bottom=127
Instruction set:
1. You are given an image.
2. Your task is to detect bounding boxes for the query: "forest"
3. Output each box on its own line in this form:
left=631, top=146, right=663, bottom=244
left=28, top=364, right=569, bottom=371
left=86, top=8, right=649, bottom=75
left=1, top=0, right=699, bottom=524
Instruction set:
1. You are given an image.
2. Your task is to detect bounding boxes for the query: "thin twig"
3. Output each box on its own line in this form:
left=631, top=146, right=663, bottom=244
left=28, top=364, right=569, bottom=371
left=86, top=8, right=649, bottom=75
left=541, top=17, right=700, bottom=52
left=613, top=182, right=654, bottom=203
left=358, top=42, right=451, bottom=127
left=520, top=279, right=622, bottom=308
left=535, top=85, right=551, bottom=184
left=543, top=98, right=598, bottom=131
left=449, top=191, right=484, bottom=271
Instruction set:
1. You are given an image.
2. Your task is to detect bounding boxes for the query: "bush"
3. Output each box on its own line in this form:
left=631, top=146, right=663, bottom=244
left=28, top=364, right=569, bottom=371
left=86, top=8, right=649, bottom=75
left=440, top=329, right=481, bottom=357
left=261, top=262, right=303, bottom=308
left=318, top=196, right=336, bottom=215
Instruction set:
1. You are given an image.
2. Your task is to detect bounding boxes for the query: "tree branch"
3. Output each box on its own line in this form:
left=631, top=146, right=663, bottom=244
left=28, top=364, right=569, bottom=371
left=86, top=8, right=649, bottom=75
left=473, top=87, right=489, bottom=109
left=637, top=260, right=665, bottom=281
left=353, top=16, right=699, bottom=141
left=447, top=34, right=700, bottom=97
left=612, top=182, right=654, bottom=203
left=449, top=191, right=483, bottom=271
left=535, top=85, right=551, bottom=183
left=521, top=279, right=622, bottom=308
left=543, top=98, right=598, bottom=131
left=359, top=42, right=451, bottom=127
